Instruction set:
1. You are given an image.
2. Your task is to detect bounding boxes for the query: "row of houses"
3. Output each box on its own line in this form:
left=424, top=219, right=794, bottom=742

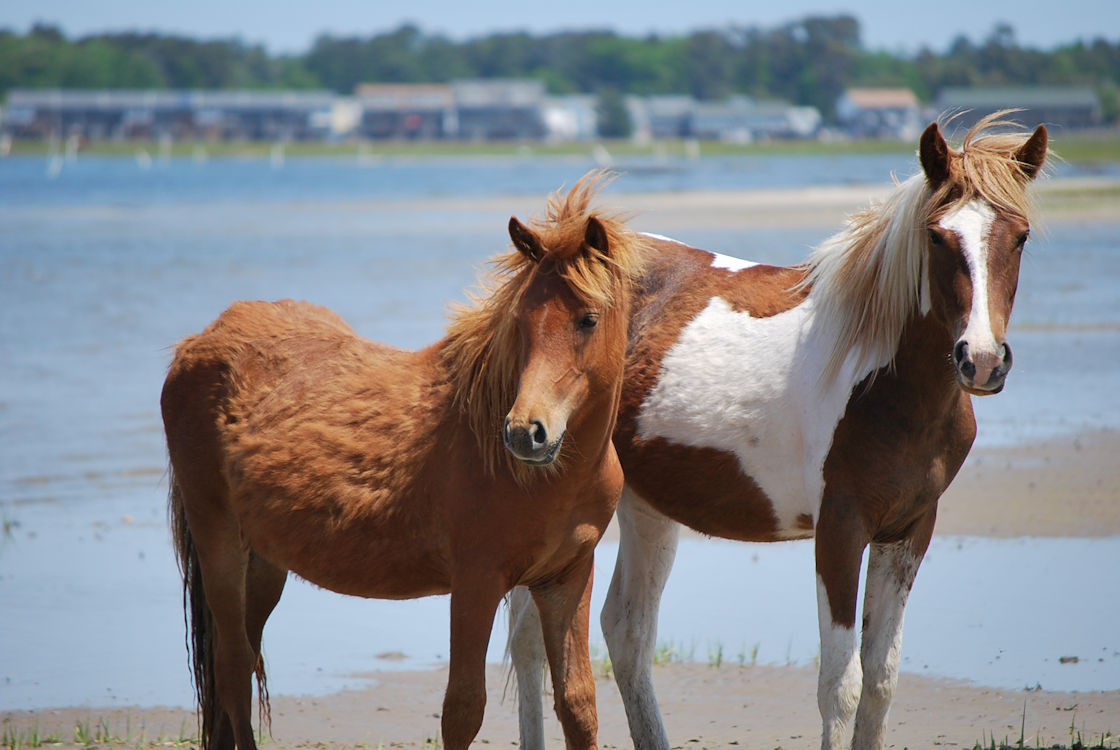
left=836, top=86, right=1104, bottom=139
left=1, top=81, right=1105, bottom=143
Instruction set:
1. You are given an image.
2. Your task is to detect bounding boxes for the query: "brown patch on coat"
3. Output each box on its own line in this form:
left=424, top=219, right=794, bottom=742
left=611, top=238, right=807, bottom=540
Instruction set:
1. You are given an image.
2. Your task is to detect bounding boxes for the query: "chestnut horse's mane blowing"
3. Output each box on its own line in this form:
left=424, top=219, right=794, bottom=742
left=442, top=172, right=642, bottom=481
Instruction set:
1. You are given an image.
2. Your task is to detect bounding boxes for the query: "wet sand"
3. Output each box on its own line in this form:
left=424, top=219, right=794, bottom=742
left=3, top=180, right=1118, bottom=749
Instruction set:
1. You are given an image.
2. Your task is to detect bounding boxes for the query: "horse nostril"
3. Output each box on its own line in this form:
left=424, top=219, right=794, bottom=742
left=953, top=340, right=976, bottom=378
left=999, top=341, right=1013, bottom=368
left=531, top=420, right=547, bottom=448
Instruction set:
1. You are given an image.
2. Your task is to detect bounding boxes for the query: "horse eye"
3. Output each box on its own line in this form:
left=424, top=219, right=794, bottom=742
left=1016, top=231, right=1030, bottom=249
left=579, top=312, right=599, bottom=330
left=927, top=227, right=945, bottom=247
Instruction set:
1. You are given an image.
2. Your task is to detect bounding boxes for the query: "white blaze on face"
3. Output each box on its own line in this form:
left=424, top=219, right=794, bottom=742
left=939, top=200, right=1001, bottom=359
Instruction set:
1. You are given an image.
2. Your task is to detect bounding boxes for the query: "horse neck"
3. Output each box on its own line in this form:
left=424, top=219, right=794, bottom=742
left=890, top=309, right=968, bottom=411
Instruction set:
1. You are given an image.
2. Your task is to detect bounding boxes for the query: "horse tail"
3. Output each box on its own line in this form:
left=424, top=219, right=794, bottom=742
left=169, top=467, right=220, bottom=749
left=169, top=466, right=272, bottom=749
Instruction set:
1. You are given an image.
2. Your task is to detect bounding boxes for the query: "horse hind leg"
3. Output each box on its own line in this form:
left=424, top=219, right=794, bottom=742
left=245, top=553, right=287, bottom=734
left=852, top=517, right=934, bottom=750
left=179, top=493, right=262, bottom=750
left=599, top=489, right=680, bottom=750
left=507, top=585, right=548, bottom=750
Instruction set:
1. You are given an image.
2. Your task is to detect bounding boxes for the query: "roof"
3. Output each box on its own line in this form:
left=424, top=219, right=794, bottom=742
left=354, top=83, right=454, bottom=110
left=6, top=89, right=336, bottom=111
left=842, top=88, right=919, bottom=109
left=937, top=86, right=1100, bottom=108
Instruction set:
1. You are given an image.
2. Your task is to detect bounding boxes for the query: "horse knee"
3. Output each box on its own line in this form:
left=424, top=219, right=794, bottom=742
left=441, top=685, right=486, bottom=750
left=552, top=678, right=597, bottom=749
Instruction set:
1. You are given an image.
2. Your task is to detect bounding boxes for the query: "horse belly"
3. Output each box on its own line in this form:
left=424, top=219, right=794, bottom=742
left=235, top=494, right=451, bottom=599
left=629, top=296, right=870, bottom=540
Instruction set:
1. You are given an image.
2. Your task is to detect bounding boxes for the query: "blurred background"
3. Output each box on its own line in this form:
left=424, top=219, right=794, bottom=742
left=1, top=0, right=1117, bottom=715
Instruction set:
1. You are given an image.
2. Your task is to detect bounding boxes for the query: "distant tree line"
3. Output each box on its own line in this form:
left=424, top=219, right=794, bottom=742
left=2, top=17, right=1118, bottom=122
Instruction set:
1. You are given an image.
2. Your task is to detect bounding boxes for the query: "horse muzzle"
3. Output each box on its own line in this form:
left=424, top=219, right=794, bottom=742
left=953, top=339, right=1013, bottom=394
left=503, top=417, right=565, bottom=465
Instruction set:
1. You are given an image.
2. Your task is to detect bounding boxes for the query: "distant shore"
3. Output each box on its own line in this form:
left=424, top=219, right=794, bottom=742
left=6, top=130, right=1120, bottom=163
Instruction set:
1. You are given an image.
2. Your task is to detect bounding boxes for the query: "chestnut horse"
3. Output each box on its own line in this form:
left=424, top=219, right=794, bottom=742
left=162, top=175, right=642, bottom=750
left=509, top=115, right=1048, bottom=749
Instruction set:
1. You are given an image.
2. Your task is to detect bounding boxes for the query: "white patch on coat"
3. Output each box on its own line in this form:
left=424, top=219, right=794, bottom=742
left=641, top=231, right=685, bottom=244
left=635, top=295, right=886, bottom=534
left=940, top=200, right=1000, bottom=357
left=708, top=251, right=758, bottom=271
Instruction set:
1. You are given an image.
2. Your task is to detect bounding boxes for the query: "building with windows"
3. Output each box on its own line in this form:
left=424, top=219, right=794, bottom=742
left=836, top=88, right=922, bottom=139
left=935, top=87, right=1102, bottom=131
left=2, top=89, right=336, bottom=141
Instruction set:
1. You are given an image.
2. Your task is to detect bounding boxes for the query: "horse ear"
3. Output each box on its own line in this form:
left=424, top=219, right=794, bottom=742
left=509, top=217, right=544, bottom=262
left=584, top=216, right=609, bottom=255
left=1014, top=125, right=1048, bottom=182
left=919, top=122, right=951, bottom=187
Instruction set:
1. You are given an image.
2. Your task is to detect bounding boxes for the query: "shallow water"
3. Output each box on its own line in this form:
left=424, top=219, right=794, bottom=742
left=2, top=506, right=1117, bottom=709
left=0, top=152, right=1117, bottom=710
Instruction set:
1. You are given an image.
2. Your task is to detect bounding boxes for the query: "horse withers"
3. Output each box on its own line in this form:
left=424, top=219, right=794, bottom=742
left=509, top=115, right=1048, bottom=750
left=162, top=174, right=641, bottom=750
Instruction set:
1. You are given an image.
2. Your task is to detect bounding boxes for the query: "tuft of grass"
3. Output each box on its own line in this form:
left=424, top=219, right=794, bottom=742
left=589, top=642, right=614, bottom=681
left=735, top=642, right=759, bottom=667
left=708, top=641, right=724, bottom=669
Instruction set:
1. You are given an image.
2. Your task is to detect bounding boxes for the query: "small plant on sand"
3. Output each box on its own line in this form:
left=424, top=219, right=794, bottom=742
left=708, top=641, right=724, bottom=669
left=2, top=720, right=59, bottom=750
left=589, top=641, right=613, bottom=680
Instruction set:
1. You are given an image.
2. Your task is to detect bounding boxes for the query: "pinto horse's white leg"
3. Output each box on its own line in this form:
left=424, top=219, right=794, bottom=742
left=852, top=517, right=934, bottom=750
left=508, top=585, right=548, bottom=750
left=814, top=511, right=869, bottom=750
left=600, top=488, right=680, bottom=750
left=816, top=580, right=862, bottom=750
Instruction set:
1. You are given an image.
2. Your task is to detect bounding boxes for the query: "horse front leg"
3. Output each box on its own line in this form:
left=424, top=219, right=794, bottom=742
left=442, top=584, right=503, bottom=750
left=814, top=503, right=870, bottom=750
left=852, top=513, right=935, bottom=750
left=600, top=489, right=680, bottom=750
left=508, top=585, right=548, bottom=749
left=532, top=553, right=598, bottom=750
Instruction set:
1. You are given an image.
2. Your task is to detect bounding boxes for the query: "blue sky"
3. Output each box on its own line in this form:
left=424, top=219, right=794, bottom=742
left=2, top=0, right=1117, bottom=54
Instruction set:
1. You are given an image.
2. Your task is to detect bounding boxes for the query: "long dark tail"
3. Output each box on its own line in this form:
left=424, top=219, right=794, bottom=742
left=169, top=468, right=270, bottom=749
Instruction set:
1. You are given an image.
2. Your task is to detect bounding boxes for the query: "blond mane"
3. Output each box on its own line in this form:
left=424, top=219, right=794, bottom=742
left=441, top=171, right=643, bottom=481
left=801, top=111, right=1047, bottom=384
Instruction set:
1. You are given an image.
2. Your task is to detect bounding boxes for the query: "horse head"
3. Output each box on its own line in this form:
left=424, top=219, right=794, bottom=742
left=502, top=211, right=631, bottom=467
left=920, top=116, right=1047, bottom=395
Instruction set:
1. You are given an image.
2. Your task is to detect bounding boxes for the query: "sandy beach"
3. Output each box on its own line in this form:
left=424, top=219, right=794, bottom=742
left=3, top=178, right=1117, bottom=749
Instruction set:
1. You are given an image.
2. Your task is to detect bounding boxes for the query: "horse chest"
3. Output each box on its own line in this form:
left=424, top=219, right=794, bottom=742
left=628, top=296, right=878, bottom=536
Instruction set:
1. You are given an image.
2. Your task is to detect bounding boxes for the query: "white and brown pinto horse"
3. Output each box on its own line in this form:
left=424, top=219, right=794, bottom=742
left=509, top=115, right=1048, bottom=749
left=162, top=175, right=642, bottom=750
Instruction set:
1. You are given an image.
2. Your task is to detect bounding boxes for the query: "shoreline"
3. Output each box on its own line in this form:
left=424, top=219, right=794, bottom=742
left=4, top=662, right=1118, bottom=750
